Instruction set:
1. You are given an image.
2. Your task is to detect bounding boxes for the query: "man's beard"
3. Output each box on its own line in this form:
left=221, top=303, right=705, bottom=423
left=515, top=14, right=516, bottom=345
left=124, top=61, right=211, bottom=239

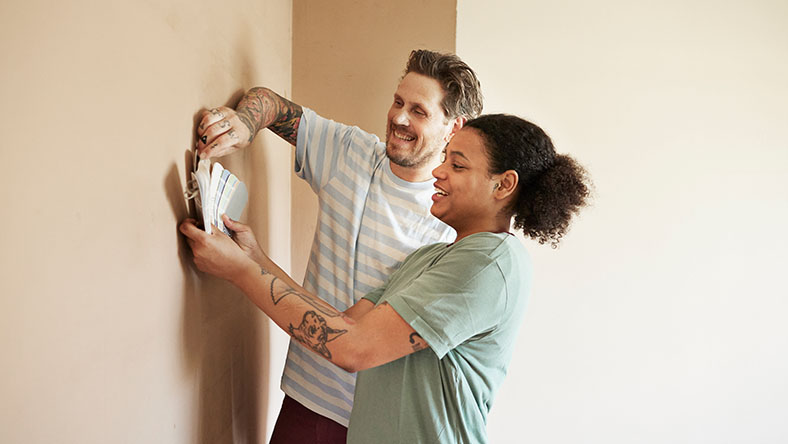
left=385, top=137, right=442, bottom=169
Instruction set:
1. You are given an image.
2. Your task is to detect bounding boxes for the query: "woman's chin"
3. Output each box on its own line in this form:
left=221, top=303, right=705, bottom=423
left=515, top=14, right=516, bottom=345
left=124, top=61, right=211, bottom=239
left=430, top=206, right=450, bottom=225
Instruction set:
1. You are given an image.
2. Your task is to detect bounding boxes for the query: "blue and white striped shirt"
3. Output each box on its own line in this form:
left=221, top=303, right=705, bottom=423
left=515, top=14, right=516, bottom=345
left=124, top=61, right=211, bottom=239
left=281, top=107, right=456, bottom=426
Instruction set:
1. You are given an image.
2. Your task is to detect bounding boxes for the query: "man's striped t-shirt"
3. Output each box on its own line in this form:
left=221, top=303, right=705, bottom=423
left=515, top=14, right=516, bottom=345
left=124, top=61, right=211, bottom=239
left=280, top=107, right=456, bottom=426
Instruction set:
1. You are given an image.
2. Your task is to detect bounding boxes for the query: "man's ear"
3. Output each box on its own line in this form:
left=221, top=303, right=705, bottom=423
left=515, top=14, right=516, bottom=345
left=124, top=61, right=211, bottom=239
left=444, top=116, right=468, bottom=142
left=494, top=170, right=519, bottom=200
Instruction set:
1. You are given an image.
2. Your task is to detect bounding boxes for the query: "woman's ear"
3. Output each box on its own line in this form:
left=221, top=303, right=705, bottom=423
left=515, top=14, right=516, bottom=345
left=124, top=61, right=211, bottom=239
left=494, top=170, right=519, bottom=199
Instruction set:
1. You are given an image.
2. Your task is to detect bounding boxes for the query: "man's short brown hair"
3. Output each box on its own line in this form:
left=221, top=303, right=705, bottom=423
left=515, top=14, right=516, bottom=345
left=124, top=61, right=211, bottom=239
left=405, top=49, right=483, bottom=121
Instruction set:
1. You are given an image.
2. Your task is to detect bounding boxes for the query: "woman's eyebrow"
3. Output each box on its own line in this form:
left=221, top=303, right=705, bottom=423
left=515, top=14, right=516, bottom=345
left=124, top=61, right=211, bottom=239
left=448, top=150, right=470, bottom=161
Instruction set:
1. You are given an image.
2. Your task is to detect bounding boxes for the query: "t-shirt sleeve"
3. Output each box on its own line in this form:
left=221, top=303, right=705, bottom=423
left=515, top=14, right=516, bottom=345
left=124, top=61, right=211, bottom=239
left=384, top=249, right=508, bottom=359
left=294, top=107, right=385, bottom=193
left=362, top=285, right=386, bottom=305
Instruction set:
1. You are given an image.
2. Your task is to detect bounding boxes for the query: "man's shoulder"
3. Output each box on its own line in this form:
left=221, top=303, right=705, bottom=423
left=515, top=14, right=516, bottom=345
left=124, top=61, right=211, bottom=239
left=303, top=107, right=384, bottom=147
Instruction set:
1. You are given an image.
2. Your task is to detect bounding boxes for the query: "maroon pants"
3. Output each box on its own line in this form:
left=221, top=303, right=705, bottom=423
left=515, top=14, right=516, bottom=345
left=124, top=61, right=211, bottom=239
left=269, top=395, right=348, bottom=444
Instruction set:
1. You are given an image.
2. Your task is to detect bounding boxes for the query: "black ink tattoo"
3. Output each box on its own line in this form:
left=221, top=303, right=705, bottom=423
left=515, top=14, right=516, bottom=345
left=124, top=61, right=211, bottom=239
left=289, top=311, right=347, bottom=359
left=409, top=332, right=427, bottom=352
left=269, top=276, right=302, bottom=305
left=237, top=111, right=257, bottom=143
left=219, top=120, right=230, bottom=129
left=259, top=270, right=349, bottom=359
left=268, top=275, right=339, bottom=318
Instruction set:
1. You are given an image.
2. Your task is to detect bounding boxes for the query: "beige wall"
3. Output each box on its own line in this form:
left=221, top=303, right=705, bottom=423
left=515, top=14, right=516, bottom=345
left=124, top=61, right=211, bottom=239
left=0, top=0, right=292, bottom=442
left=290, top=0, right=457, bottom=284
left=11, top=1, right=779, bottom=443
left=458, top=1, right=788, bottom=442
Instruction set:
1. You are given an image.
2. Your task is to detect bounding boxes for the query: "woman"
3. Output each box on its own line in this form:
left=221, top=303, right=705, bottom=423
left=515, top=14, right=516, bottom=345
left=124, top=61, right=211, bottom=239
left=180, top=114, right=591, bottom=443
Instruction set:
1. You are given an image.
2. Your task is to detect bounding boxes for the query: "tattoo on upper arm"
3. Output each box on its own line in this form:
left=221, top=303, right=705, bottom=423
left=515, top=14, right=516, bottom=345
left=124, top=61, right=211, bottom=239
left=409, top=332, right=428, bottom=352
left=238, top=88, right=302, bottom=145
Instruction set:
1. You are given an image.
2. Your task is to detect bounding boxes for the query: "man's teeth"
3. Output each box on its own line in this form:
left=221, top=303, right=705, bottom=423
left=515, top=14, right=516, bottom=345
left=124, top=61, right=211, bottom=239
left=394, top=130, right=415, bottom=141
left=434, top=188, right=448, bottom=196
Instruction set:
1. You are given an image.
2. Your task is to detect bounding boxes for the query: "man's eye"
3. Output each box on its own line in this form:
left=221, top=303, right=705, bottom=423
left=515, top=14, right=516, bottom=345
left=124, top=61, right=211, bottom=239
left=452, top=164, right=464, bottom=170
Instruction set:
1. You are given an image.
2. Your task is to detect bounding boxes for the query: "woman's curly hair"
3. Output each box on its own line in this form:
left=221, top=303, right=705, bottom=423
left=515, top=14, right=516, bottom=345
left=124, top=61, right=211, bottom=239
left=464, top=114, right=592, bottom=248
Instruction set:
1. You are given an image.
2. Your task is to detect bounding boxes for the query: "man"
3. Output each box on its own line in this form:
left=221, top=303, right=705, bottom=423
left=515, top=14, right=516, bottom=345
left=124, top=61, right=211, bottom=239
left=195, top=49, right=483, bottom=443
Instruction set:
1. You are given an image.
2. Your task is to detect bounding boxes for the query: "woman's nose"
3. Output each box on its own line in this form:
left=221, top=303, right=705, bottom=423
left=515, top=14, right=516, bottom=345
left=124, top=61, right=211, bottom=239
left=432, top=163, right=446, bottom=179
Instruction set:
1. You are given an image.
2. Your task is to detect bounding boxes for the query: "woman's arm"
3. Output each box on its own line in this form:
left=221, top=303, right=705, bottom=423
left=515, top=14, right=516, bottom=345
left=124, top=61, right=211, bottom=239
left=231, top=257, right=428, bottom=373
left=180, top=217, right=428, bottom=373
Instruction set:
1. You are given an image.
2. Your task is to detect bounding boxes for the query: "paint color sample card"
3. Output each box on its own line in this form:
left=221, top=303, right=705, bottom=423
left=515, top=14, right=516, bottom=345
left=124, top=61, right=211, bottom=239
left=185, top=158, right=248, bottom=235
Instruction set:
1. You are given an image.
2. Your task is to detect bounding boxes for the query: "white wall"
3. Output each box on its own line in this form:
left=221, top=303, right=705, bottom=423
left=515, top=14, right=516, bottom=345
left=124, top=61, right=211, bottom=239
left=458, top=1, right=788, bottom=443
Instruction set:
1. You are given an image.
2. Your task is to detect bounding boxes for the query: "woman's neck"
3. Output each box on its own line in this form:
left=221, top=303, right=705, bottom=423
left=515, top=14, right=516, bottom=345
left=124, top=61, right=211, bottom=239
left=453, top=218, right=512, bottom=242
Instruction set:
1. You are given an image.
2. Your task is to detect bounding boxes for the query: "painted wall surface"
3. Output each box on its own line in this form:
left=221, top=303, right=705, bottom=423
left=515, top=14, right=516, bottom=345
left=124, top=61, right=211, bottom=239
left=0, top=0, right=292, bottom=443
left=458, top=1, right=788, bottom=443
left=290, top=0, right=456, bottom=285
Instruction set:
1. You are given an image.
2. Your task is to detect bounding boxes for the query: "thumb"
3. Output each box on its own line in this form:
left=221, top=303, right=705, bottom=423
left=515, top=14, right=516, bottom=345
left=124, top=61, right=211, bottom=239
left=222, top=214, right=248, bottom=232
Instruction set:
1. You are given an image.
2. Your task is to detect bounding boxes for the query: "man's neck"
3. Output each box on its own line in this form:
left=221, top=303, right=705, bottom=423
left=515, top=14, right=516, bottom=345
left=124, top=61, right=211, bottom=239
left=389, top=161, right=438, bottom=183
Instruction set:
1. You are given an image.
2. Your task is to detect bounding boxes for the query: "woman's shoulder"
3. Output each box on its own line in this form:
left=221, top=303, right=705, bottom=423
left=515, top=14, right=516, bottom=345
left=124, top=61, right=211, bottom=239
left=452, top=232, right=532, bottom=279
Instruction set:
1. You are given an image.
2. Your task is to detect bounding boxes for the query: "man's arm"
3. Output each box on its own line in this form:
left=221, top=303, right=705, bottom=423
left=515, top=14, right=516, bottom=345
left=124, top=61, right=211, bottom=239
left=179, top=218, right=428, bottom=373
left=236, top=87, right=302, bottom=145
left=196, top=87, right=303, bottom=159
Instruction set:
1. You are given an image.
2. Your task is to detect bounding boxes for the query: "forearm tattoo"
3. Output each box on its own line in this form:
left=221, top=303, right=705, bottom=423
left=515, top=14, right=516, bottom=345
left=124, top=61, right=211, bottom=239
left=261, top=268, right=349, bottom=359
left=237, top=87, right=302, bottom=145
left=289, top=311, right=347, bottom=359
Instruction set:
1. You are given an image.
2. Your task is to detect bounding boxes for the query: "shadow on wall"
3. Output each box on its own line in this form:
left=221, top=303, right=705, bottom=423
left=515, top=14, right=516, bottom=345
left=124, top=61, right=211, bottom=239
left=162, top=102, right=268, bottom=443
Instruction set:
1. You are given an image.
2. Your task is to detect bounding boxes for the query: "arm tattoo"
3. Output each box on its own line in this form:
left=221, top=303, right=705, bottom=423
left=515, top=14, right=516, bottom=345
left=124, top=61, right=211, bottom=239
left=263, top=271, right=338, bottom=318
left=237, top=87, right=302, bottom=145
left=409, top=332, right=428, bottom=353
left=289, top=311, right=347, bottom=359
left=260, top=268, right=350, bottom=359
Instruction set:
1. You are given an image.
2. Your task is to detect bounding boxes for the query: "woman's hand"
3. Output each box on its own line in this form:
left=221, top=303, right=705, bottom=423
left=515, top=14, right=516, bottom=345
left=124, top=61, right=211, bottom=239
left=222, top=214, right=266, bottom=265
left=179, top=218, right=256, bottom=284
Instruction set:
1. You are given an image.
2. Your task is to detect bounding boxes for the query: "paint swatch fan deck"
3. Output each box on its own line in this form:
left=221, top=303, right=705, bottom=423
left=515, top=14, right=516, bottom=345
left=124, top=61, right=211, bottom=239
left=185, top=158, right=248, bottom=235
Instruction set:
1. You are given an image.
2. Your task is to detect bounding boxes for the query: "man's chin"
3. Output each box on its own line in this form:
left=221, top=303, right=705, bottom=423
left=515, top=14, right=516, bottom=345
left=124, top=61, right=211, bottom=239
left=388, top=154, right=412, bottom=168
left=385, top=144, right=408, bottom=166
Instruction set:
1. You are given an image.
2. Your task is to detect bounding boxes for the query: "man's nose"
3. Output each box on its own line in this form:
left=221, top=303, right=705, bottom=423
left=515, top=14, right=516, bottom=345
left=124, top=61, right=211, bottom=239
left=392, top=109, right=408, bottom=126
